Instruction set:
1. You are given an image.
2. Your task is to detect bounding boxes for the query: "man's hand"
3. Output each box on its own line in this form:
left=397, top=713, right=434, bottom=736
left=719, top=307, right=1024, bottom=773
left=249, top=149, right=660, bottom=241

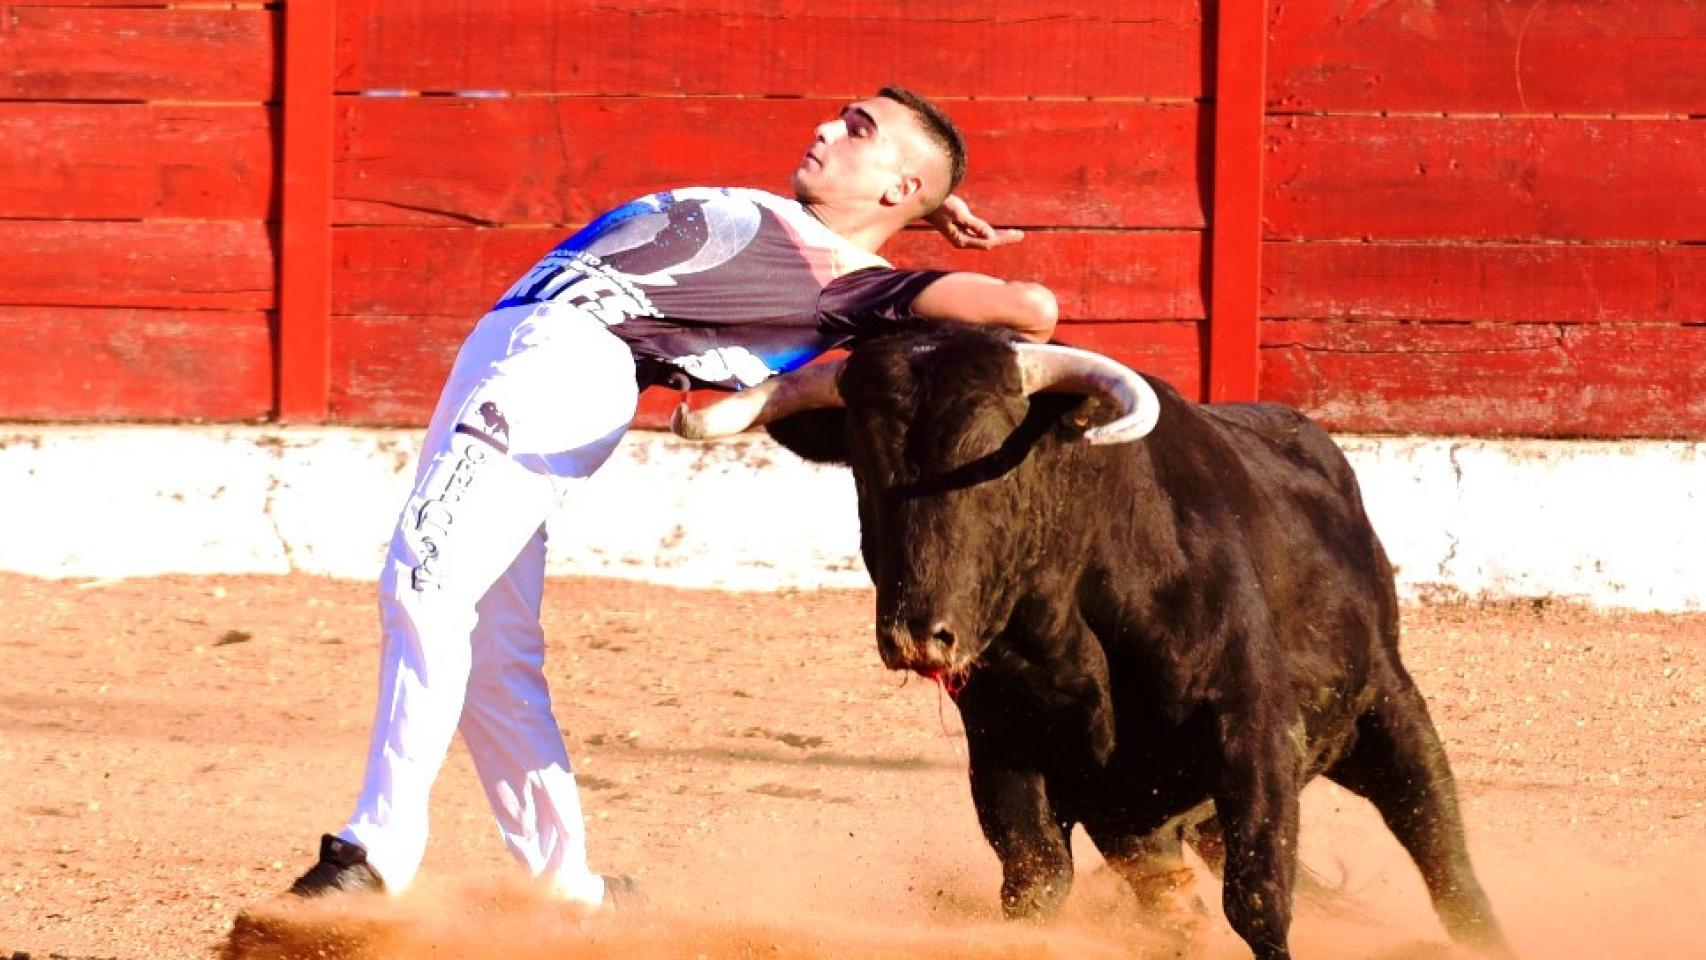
left=925, top=195, right=1025, bottom=250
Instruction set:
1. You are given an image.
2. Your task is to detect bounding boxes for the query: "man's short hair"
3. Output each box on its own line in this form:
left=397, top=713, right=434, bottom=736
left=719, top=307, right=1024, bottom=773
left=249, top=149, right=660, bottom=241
left=877, top=86, right=967, bottom=208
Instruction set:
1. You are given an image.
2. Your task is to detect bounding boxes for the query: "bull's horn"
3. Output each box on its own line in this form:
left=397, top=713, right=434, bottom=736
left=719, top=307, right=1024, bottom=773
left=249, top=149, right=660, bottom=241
left=670, top=360, right=847, bottom=440
left=1014, top=343, right=1160, bottom=444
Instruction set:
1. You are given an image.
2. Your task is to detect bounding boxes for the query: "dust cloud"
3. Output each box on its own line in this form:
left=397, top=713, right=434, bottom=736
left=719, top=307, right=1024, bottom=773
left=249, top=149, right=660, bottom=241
left=226, top=820, right=1706, bottom=960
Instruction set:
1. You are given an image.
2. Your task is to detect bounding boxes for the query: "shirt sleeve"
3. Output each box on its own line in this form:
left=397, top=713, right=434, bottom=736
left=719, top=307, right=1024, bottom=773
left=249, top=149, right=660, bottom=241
left=815, top=267, right=948, bottom=334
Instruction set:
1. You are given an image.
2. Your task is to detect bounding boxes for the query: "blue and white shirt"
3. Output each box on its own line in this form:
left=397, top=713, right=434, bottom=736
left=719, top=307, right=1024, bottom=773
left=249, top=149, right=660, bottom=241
left=495, top=187, right=944, bottom=389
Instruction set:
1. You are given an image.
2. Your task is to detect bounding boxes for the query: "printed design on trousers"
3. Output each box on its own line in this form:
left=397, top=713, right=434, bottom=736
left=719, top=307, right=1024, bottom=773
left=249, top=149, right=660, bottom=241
left=454, top=400, right=511, bottom=454
left=411, top=441, right=488, bottom=591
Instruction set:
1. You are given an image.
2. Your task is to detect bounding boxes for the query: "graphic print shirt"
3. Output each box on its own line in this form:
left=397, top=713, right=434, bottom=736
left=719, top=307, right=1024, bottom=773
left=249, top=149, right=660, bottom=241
left=494, top=187, right=945, bottom=389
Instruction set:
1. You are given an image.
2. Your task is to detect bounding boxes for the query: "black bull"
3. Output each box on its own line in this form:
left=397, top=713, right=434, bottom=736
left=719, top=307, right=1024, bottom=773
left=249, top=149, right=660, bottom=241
left=680, top=323, right=1507, bottom=960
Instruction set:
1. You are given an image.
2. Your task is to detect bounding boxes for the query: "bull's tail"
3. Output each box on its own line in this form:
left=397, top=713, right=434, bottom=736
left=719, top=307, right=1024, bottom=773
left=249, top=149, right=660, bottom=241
left=1293, top=856, right=1382, bottom=924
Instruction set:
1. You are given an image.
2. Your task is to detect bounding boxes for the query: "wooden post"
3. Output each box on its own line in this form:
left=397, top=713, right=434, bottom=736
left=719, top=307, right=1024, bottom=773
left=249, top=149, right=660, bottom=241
left=1208, top=1, right=1269, bottom=403
left=277, top=0, right=336, bottom=421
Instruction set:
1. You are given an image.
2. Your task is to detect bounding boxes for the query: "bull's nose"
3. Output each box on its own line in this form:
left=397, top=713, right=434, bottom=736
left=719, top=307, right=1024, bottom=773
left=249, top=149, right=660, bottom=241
left=876, top=620, right=910, bottom=669
left=927, top=620, right=958, bottom=652
left=877, top=618, right=959, bottom=671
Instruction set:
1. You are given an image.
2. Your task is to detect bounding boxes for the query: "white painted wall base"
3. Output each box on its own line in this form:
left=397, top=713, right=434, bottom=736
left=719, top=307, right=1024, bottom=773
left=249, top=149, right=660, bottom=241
left=1, top=426, right=1700, bottom=612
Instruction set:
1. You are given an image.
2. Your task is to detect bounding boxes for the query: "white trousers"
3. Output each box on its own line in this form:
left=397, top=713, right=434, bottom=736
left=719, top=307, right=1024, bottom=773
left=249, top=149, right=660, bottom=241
left=339, top=303, right=638, bottom=904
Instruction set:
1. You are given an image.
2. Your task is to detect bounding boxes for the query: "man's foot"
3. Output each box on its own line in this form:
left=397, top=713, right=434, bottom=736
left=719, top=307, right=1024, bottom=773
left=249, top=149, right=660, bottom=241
left=600, top=873, right=647, bottom=912
left=287, top=835, right=386, bottom=898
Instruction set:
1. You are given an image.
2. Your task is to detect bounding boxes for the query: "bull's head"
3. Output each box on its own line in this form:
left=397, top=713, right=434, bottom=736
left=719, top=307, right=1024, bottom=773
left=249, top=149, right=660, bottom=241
left=672, top=325, right=1159, bottom=684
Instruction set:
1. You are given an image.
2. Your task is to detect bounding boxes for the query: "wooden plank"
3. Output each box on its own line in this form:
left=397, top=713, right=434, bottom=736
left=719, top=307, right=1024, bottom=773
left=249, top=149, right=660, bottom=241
left=331, top=226, right=553, bottom=319
left=329, top=314, right=1201, bottom=427
left=0, top=7, right=276, bottom=102
left=1207, top=0, right=1267, bottom=402
left=0, top=220, right=273, bottom=311
left=0, top=103, right=273, bottom=220
left=334, top=98, right=1205, bottom=229
left=1051, top=320, right=1204, bottom=401
left=1265, top=116, right=1706, bottom=243
left=2, top=1, right=189, bottom=6
left=1269, top=0, right=1706, bottom=116
left=278, top=0, right=337, bottom=422
left=1260, top=321, right=1706, bottom=438
left=333, top=0, right=1204, bottom=99
left=0, top=307, right=273, bottom=421
left=329, top=313, right=469, bottom=425
left=330, top=226, right=1205, bottom=322
left=1263, top=242, right=1706, bottom=324
left=887, top=230, right=1206, bottom=321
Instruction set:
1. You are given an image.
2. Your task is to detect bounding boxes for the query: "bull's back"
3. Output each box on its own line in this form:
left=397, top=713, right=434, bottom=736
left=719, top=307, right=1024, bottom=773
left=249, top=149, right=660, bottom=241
left=1202, top=403, right=1364, bottom=504
left=1199, top=402, right=1382, bottom=572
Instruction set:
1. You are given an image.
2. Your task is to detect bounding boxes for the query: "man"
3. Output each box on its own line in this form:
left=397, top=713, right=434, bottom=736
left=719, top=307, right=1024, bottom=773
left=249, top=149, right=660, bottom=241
left=287, top=87, right=1057, bottom=910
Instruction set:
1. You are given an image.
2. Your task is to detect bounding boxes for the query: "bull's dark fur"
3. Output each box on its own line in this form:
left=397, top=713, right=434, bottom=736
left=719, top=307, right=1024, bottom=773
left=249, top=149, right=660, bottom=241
left=766, top=324, right=1506, bottom=960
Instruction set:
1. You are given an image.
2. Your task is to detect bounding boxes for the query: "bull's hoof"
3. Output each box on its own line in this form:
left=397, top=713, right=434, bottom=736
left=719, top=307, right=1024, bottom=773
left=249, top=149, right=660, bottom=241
left=999, top=877, right=1072, bottom=923
left=1124, top=866, right=1209, bottom=938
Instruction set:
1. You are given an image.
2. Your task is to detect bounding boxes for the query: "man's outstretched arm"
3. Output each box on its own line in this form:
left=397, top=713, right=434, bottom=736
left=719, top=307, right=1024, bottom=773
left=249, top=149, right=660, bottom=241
left=913, top=193, right=1054, bottom=342
left=911, top=272, right=1058, bottom=343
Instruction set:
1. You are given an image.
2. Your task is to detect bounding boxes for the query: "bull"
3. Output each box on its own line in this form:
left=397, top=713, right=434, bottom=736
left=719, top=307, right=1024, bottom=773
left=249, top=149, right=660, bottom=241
left=674, top=323, right=1507, bottom=960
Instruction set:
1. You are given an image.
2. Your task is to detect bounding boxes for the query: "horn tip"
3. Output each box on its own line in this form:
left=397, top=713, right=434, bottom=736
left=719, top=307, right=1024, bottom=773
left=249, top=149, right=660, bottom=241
left=1083, top=410, right=1160, bottom=446
left=670, top=404, right=709, bottom=440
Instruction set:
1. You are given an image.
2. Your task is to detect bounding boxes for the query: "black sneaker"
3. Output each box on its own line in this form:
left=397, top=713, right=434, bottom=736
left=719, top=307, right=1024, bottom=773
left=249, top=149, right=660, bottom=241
left=287, top=834, right=386, bottom=898
left=600, top=873, right=647, bottom=912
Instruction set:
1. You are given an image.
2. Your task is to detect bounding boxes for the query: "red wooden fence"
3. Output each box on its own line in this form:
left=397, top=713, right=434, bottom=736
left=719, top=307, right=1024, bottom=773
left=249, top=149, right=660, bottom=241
left=1261, top=0, right=1706, bottom=436
left=1, top=0, right=1701, bottom=437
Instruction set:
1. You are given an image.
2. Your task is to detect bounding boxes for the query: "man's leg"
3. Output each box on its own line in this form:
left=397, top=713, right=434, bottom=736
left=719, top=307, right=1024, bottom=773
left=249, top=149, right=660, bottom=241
left=458, top=523, right=608, bottom=905
left=336, top=408, right=561, bottom=892
left=300, top=304, right=637, bottom=897
left=454, top=313, right=640, bottom=905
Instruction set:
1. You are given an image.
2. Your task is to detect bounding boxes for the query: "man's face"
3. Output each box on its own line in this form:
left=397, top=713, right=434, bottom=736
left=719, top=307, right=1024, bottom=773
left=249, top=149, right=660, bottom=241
left=792, top=97, right=926, bottom=210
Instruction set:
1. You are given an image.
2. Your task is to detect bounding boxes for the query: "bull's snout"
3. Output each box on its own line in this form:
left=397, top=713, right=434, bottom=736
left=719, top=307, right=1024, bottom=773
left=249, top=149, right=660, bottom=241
left=877, top=617, right=960, bottom=673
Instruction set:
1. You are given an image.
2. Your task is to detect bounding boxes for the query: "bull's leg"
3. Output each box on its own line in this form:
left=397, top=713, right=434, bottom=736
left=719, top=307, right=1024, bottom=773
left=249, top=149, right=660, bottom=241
left=1325, top=679, right=1509, bottom=955
left=1213, top=716, right=1301, bottom=960
left=967, top=764, right=1073, bottom=920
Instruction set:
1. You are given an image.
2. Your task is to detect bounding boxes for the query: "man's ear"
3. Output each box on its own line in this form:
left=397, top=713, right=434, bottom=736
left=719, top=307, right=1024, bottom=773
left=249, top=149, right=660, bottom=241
left=882, top=172, right=924, bottom=208
left=765, top=408, right=851, bottom=465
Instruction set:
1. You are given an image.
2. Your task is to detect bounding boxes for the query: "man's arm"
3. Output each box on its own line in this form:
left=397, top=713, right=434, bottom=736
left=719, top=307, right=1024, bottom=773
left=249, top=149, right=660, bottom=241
left=911, top=272, right=1058, bottom=343
left=914, top=194, right=1054, bottom=341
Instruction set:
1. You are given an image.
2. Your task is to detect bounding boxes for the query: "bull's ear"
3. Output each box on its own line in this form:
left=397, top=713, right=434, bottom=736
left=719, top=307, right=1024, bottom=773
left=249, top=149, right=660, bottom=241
left=764, top=408, right=851, bottom=465
left=1045, top=394, right=1109, bottom=442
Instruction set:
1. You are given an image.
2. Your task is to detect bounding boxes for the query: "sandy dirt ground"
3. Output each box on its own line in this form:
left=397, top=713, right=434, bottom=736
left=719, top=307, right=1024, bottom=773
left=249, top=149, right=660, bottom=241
left=1, top=572, right=1703, bottom=959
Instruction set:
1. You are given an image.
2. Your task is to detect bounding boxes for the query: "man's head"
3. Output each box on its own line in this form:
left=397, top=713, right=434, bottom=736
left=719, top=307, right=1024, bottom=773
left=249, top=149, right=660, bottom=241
left=792, top=87, right=967, bottom=227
